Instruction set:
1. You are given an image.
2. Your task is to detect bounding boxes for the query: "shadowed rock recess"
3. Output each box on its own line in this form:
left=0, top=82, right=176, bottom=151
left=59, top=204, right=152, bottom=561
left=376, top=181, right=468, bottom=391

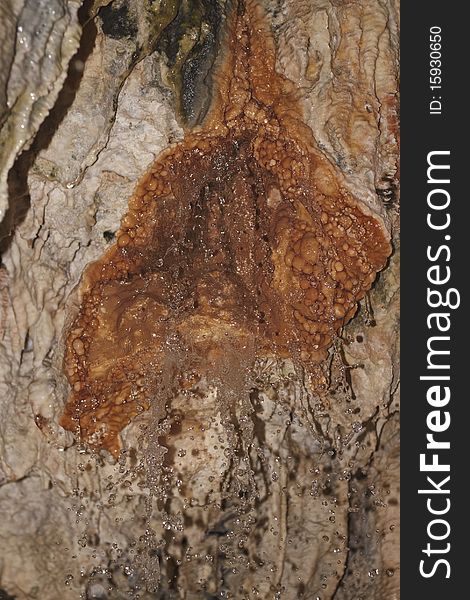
left=0, top=0, right=399, bottom=598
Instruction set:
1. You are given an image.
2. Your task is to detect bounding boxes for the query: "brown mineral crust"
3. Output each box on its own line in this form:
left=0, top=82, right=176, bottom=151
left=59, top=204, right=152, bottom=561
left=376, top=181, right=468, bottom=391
left=61, top=0, right=391, bottom=456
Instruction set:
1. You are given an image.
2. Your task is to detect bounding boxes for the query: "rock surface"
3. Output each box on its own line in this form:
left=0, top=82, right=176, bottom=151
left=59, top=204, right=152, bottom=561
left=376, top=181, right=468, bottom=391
left=0, top=1, right=399, bottom=598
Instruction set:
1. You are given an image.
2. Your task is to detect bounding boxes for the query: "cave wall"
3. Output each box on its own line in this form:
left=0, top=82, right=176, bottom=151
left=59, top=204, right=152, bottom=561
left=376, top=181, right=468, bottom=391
left=0, top=1, right=399, bottom=598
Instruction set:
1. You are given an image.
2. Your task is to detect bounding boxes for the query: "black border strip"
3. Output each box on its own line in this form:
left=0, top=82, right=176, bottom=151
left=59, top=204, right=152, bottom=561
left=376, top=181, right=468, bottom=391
left=401, top=2, right=467, bottom=596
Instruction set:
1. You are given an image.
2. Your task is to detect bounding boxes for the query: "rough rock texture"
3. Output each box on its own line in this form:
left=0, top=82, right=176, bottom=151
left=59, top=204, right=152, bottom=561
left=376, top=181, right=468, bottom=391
left=0, top=0, right=83, bottom=221
left=60, top=4, right=391, bottom=457
left=0, top=1, right=399, bottom=599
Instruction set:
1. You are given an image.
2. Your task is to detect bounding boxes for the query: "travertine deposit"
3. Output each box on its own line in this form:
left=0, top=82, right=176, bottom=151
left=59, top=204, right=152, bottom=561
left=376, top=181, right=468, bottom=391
left=0, top=1, right=399, bottom=598
left=61, top=2, right=391, bottom=456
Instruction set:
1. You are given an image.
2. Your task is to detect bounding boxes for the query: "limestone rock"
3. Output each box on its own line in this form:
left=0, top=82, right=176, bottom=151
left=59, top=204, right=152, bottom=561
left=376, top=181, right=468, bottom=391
left=0, top=1, right=399, bottom=598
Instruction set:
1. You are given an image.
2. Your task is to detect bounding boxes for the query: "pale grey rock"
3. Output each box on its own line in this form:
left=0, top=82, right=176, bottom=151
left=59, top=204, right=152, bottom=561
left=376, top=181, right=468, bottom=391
left=0, top=0, right=83, bottom=220
left=0, top=1, right=399, bottom=598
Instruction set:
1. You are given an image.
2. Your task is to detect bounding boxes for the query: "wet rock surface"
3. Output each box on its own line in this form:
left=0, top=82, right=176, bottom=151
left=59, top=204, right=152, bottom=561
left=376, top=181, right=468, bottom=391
left=0, top=1, right=399, bottom=598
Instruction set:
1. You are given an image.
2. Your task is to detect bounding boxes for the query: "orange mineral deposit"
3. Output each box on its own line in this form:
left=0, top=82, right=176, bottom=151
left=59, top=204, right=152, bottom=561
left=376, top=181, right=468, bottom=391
left=61, top=1, right=391, bottom=455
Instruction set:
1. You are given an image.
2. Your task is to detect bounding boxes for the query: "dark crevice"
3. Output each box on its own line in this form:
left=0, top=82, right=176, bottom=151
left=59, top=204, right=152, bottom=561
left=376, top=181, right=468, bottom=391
left=99, top=1, right=138, bottom=39
left=156, top=0, right=223, bottom=126
left=0, top=0, right=97, bottom=258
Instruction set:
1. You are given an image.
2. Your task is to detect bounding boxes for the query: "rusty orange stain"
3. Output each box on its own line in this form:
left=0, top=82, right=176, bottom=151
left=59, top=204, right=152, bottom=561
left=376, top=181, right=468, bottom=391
left=61, top=1, right=391, bottom=455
